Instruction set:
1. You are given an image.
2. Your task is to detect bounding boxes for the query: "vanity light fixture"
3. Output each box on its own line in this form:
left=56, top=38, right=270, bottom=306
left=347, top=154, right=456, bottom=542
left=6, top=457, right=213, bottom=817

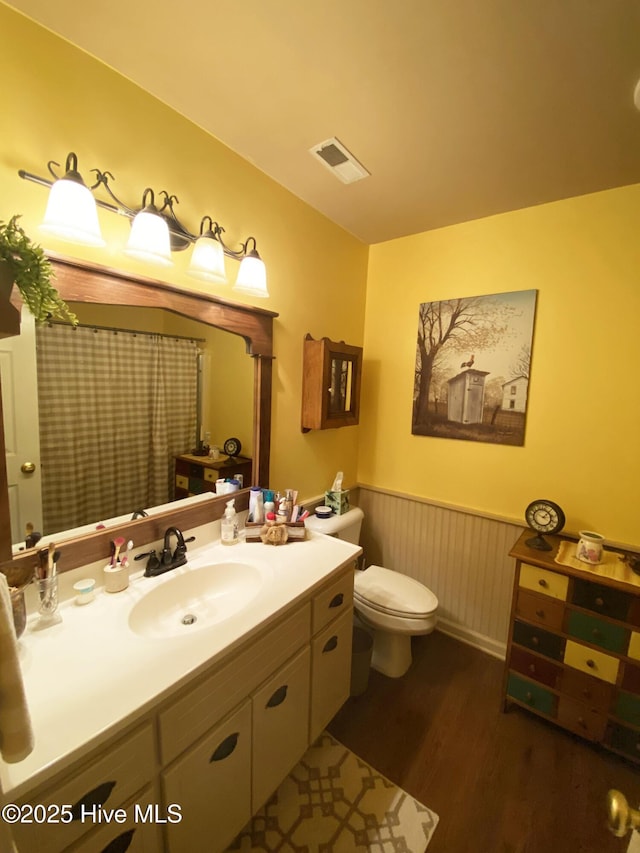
left=18, top=152, right=269, bottom=296
left=39, top=152, right=105, bottom=248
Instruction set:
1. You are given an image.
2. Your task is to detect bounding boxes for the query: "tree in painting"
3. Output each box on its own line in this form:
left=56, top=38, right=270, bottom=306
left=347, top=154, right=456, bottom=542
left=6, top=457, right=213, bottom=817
left=412, top=290, right=537, bottom=446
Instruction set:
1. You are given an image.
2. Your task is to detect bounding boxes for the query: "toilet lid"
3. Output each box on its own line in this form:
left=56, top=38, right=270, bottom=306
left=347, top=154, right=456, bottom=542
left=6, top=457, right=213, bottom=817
left=354, top=565, right=438, bottom=618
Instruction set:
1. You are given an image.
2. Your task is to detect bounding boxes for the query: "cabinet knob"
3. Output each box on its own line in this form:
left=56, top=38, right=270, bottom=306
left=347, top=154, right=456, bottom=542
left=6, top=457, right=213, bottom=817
left=531, top=636, right=539, bottom=646
left=535, top=609, right=545, bottom=618
left=538, top=579, right=548, bottom=588
left=595, top=597, right=604, bottom=607
left=577, top=717, right=586, bottom=729
left=329, top=593, right=344, bottom=609
left=586, top=659, right=595, bottom=669
left=528, top=664, right=536, bottom=674
left=525, top=691, right=534, bottom=704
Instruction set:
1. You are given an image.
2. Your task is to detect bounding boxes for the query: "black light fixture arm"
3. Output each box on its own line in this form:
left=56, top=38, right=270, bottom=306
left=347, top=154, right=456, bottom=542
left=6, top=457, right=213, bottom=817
left=18, top=152, right=260, bottom=259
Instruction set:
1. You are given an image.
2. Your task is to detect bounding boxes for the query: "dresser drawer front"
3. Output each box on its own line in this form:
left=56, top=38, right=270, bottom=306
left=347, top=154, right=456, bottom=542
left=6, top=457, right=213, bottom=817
left=507, top=673, right=556, bottom=716
left=512, top=620, right=565, bottom=661
left=571, top=579, right=630, bottom=621
left=622, top=662, right=640, bottom=694
left=556, top=696, right=607, bottom=742
left=515, top=588, right=564, bottom=631
left=564, top=639, right=619, bottom=684
left=519, top=564, right=568, bottom=601
left=566, top=610, right=628, bottom=653
left=509, top=646, right=562, bottom=689
left=608, top=723, right=640, bottom=760
left=628, top=631, right=640, bottom=661
left=615, top=691, right=640, bottom=727
left=204, top=467, right=219, bottom=483
left=561, top=667, right=614, bottom=711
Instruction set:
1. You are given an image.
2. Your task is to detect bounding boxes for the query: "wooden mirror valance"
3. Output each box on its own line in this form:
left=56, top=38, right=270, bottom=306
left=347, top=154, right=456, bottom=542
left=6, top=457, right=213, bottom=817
left=0, top=254, right=277, bottom=572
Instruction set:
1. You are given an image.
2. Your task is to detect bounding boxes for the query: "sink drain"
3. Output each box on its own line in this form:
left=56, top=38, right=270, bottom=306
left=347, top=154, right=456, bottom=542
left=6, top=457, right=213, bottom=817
left=181, top=613, right=197, bottom=626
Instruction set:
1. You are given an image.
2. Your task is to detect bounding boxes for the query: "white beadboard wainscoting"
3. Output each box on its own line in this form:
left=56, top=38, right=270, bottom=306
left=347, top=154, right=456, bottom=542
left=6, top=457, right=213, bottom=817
left=355, top=486, right=525, bottom=660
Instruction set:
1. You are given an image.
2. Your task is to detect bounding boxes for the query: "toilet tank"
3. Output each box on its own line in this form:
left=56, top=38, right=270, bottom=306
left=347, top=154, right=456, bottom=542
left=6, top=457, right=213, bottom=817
left=304, top=506, right=364, bottom=543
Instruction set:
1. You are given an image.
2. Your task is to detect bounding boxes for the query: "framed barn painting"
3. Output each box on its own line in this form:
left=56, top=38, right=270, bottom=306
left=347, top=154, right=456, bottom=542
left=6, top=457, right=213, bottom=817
left=412, top=289, right=537, bottom=446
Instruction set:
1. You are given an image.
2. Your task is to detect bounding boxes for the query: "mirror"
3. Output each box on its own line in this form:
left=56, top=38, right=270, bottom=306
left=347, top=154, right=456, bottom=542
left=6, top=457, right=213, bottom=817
left=19, top=303, right=253, bottom=542
left=0, top=253, right=277, bottom=565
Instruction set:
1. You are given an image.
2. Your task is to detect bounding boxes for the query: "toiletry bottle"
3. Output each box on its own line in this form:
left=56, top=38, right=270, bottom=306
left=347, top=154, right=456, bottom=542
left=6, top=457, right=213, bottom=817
left=249, top=486, right=264, bottom=523
left=221, top=498, right=239, bottom=545
left=264, top=490, right=275, bottom=517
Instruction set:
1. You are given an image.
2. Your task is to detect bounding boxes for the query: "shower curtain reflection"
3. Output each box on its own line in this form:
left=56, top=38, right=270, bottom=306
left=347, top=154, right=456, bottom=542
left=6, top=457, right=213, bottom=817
left=36, top=323, right=199, bottom=535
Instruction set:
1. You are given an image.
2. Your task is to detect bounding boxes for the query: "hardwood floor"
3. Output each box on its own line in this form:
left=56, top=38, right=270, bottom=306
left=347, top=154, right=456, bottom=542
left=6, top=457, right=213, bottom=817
left=328, top=630, right=640, bottom=853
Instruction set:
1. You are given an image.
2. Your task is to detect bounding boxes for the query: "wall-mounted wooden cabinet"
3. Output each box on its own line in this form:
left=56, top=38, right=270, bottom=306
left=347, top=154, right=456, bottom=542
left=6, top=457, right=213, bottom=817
left=301, top=334, right=363, bottom=432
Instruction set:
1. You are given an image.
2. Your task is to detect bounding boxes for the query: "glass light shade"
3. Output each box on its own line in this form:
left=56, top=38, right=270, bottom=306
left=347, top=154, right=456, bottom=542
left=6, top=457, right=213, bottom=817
left=40, top=178, right=105, bottom=247
left=233, top=255, right=269, bottom=298
left=187, top=234, right=227, bottom=283
left=124, top=210, right=173, bottom=266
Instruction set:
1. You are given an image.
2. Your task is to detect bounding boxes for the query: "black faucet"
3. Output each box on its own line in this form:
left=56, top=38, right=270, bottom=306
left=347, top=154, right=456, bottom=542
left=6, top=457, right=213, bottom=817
left=136, top=527, right=195, bottom=577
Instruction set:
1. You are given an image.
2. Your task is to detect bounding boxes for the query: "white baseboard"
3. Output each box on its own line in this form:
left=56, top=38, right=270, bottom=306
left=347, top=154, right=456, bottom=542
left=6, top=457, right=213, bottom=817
left=435, top=619, right=507, bottom=661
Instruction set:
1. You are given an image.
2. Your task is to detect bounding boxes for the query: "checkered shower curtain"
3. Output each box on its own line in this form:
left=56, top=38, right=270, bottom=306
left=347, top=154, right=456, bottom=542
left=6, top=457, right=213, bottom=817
left=36, top=323, right=199, bottom=534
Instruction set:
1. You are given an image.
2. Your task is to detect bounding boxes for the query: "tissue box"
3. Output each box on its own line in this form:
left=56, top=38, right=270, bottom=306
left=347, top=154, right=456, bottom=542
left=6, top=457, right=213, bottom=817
left=325, top=489, right=350, bottom=515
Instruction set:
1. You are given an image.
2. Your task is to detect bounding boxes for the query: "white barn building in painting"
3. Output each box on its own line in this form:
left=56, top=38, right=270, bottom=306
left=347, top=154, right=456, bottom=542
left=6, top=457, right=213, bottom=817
left=502, top=376, right=529, bottom=412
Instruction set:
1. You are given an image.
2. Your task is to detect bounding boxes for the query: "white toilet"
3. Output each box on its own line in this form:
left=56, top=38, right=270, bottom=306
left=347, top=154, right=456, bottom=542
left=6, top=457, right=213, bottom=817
left=305, top=506, right=438, bottom=677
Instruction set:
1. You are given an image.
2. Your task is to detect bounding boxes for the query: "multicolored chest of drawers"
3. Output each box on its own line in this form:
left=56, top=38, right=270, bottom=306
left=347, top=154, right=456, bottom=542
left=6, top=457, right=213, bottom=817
left=504, top=531, right=640, bottom=763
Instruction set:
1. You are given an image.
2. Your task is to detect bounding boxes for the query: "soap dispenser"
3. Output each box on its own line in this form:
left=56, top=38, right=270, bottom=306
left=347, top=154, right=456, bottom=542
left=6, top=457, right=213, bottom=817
left=221, top=498, right=239, bottom=546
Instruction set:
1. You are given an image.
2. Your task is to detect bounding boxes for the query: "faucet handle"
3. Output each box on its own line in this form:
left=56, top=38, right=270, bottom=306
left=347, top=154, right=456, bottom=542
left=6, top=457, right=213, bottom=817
left=135, top=549, right=162, bottom=577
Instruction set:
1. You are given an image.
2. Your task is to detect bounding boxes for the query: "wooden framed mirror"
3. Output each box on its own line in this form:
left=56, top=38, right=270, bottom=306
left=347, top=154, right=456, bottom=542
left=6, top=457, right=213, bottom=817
left=0, top=254, right=277, bottom=572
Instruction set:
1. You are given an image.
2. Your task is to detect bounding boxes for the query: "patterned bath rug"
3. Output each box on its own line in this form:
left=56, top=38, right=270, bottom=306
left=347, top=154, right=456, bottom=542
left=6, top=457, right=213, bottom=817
left=227, top=731, right=439, bottom=852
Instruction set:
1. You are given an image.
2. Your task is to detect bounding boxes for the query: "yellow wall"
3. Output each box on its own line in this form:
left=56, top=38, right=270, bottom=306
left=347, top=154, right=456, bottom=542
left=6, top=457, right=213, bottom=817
left=360, top=185, right=640, bottom=544
left=0, top=4, right=368, bottom=499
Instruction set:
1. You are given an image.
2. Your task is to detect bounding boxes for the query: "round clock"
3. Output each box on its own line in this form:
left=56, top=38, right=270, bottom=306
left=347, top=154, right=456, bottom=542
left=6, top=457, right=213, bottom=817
left=524, top=499, right=566, bottom=551
left=223, top=437, right=242, bottom=458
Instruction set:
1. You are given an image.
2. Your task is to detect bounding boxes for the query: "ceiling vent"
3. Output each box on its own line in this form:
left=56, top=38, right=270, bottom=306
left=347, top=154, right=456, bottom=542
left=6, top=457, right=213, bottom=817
left=309, top=137, right=370, bottom=184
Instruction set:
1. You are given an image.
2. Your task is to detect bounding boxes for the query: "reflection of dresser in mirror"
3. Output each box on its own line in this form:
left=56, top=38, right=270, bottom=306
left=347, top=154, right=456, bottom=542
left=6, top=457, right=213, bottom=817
left=175, top=453, right=253, bottom=499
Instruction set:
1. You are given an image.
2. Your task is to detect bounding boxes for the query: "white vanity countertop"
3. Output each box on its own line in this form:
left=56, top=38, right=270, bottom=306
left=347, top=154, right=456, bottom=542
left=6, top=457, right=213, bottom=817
left=1, top=531, right=361, bottom=800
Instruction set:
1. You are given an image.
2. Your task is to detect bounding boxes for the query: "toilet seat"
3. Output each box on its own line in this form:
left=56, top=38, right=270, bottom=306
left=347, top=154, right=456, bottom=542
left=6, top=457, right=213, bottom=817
left=354, top=565, right=438, bottom=618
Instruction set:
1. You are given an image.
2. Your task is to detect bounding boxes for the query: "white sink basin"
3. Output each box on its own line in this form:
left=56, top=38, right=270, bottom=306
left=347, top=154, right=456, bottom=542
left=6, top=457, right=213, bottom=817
left=128, top=562, right=267, bottom=639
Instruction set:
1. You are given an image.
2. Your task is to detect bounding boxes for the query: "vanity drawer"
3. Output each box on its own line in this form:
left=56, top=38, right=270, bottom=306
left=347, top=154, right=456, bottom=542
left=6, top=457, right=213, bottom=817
left=519, top=564, right=568, bottom=601
left=570, top=579, right=631, bottom=622
left=512, top=620, right=565, bottom=661
left=509, top=646, right=562, bottom=689
left=566, top=609, right=628, bottom=653
left=515, top=588, right=564, bottom=631
left=561, top=667, right=614, bottom=711
left=70, top=784, right=162, bottom=853
left=556, top=696, right=607, bottom=742
left=564, top=639, right=619, bottom=684
left=163, top=700, right=252, bottom=853
left=159, top=603, right=311, bottom=765
left=312, top=568, right=354, bottom=634
left=11, top=723, right=155, bottom=853
left=506, top=673, right=556, bottom=716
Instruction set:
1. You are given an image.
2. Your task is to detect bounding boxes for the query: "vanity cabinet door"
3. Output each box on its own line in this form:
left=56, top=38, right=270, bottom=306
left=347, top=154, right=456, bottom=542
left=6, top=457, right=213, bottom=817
left=162, top=700, right=251, bottom=853
left=11, top=723, right=155, bottom=853
left=251, top=646, right=311, bottom=812
left=310, top=608, right=353, bottom=741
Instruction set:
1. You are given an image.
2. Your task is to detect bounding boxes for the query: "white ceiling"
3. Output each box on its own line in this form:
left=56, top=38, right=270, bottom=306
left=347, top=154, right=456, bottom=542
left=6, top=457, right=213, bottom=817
left=6, top=0, right=640, bottom=244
